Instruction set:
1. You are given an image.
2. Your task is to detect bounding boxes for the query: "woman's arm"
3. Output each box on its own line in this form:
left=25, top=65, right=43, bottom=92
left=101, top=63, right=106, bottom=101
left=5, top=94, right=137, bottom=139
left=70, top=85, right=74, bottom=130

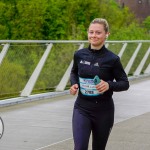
left=107, top=57, right=129, bottom=92
left=70, top=52, right=79, bottom=95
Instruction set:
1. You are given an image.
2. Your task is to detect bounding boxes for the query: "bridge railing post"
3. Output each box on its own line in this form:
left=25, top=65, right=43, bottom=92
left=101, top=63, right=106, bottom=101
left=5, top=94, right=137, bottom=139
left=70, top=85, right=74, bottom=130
left=20, top=43, right=53, bottom=97
left=55, top=43, right=85, bottom=92
left=134, top=47, right=150, bottom=76
left=125, top=43, right=142, bottom=75
left=0, top=43, right=10, bottom=65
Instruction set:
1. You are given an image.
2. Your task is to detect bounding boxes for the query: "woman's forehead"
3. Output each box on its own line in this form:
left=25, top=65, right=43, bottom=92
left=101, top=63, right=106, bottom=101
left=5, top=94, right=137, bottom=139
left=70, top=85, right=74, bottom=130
left=89, top=23, right=105, bottom=30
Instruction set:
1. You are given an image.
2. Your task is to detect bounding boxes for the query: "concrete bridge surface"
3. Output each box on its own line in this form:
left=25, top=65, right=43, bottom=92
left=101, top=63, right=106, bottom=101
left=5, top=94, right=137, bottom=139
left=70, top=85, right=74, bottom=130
left=0, top=76, right=150, bottom=150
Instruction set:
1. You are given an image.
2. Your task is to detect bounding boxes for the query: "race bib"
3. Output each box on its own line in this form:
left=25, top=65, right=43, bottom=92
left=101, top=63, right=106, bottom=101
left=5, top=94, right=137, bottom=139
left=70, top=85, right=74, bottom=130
left=79, top=77, right=100, bottom=96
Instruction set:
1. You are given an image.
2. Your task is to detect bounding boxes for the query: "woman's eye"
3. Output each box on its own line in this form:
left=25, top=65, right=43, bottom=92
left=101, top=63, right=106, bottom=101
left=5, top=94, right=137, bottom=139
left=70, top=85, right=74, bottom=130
left=96, top=32, right=101, bottom=35
left=88, top=31, right=101, bottom=35
left=89, top=31, right=94, bottom=34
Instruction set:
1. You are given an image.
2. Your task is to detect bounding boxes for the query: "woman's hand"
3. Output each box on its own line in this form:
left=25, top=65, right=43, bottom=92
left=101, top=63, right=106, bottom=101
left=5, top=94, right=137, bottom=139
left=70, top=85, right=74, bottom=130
left=95, top=80, right=109, bottom=93
left=70, top=84, right=79, bottom=95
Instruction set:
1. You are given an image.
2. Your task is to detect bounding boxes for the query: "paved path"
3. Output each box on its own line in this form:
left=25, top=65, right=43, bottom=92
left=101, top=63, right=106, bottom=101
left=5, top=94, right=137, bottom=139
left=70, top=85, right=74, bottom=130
left=0, top=77, right=150, bottom=150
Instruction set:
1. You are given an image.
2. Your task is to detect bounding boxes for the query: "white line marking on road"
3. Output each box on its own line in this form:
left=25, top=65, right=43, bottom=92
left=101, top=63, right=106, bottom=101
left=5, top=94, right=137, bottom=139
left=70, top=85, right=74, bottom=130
left=34, top=137, right=73, bottom=150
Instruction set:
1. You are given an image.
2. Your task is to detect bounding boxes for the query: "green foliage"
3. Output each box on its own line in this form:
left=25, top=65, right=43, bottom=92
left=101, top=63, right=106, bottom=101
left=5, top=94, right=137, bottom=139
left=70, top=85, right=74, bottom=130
left=110, top=22, right=149, bottom=40
left=0, top=0, right=149, bottom=40
left=142, top=16, right=150, bottom=33
left=0, top=59, right=26, bottom=94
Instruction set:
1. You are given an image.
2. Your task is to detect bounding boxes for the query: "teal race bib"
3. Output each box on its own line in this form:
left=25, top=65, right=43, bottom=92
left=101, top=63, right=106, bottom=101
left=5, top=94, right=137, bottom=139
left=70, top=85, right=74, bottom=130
left=79, top=77, right=100, bottom=96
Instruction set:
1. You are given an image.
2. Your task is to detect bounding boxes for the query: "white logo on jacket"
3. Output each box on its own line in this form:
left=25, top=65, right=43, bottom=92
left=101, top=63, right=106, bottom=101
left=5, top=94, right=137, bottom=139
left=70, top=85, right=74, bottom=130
left=94, top=62, right=99, bottom=67
left=80, top=60, right=91, bottom=65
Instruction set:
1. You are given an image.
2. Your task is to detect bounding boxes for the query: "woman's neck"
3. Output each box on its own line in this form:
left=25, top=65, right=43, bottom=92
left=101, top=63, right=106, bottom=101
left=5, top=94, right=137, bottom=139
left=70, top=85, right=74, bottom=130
left=91, top=44, right=103, bottom=50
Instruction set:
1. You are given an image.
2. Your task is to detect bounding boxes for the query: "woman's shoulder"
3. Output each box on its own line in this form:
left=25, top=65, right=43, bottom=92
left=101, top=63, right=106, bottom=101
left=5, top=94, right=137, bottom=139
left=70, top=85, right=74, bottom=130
left=74, top=48, right=89, bottom=55
left=105, top=48, right=119, bottom=59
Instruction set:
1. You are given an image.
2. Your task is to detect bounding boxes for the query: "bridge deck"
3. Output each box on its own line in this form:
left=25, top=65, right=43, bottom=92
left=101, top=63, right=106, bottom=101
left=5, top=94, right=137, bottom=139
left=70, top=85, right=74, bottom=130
left=0, top=77, right=150, bottom=150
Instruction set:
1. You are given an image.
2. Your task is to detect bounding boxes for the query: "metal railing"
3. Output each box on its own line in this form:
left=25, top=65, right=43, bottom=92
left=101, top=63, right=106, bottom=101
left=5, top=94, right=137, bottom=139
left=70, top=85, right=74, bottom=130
left=0, top=40, right=150, bottom=99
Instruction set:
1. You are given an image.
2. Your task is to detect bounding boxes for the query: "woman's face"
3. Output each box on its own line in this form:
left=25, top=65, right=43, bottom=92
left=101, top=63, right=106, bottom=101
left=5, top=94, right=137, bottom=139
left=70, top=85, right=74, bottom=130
left=88, top=23, right=108, bottom=48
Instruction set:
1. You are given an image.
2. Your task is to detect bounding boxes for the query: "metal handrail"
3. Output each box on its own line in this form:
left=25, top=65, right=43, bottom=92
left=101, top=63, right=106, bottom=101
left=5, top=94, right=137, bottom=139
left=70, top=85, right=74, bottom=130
left=0, top=40, right=150, bottom=44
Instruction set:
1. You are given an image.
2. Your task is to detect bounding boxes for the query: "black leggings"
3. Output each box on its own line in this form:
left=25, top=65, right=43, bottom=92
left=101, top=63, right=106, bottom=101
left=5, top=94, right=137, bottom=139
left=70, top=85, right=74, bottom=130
left=72, top=108, right=114, bottom=150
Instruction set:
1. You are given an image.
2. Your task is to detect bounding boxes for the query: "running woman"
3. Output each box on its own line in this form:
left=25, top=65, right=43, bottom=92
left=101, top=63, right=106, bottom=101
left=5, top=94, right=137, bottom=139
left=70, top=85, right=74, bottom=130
left=70, top=18, right=129, bottom=150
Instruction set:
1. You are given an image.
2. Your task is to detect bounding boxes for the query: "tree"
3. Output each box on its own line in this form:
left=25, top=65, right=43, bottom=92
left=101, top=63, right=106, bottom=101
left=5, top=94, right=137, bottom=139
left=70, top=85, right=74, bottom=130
left=143, top=16, right=150, bottom=34
left=0, top=59, right=26, bottom=94
left=0, top=0, right=149, bottom=40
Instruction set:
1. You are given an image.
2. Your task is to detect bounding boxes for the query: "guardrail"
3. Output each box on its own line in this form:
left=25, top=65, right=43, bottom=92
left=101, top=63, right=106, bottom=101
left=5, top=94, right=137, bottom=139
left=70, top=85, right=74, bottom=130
left=0, top=40, right=150, bottom=99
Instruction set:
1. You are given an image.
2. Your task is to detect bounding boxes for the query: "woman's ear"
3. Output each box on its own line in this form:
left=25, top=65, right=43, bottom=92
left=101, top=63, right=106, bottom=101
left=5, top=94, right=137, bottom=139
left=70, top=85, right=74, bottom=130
left=106, top=32, right=110, bottom=38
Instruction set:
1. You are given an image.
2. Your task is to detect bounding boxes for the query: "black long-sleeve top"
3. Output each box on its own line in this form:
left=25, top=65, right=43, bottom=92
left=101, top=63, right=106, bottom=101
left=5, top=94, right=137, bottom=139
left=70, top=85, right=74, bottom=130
left=70, top=45, right=129, bottom=110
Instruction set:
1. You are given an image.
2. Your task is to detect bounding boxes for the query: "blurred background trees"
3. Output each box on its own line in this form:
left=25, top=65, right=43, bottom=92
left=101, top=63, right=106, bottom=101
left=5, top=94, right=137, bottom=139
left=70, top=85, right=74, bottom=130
left=0, top=0, right=150, bottom=40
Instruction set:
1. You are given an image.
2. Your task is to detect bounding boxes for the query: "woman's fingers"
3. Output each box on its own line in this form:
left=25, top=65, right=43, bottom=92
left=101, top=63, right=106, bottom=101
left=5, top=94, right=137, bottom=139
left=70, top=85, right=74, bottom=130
left=96, top=80, right=109, bottom=93
left=70, top=84, right=78, bottom=95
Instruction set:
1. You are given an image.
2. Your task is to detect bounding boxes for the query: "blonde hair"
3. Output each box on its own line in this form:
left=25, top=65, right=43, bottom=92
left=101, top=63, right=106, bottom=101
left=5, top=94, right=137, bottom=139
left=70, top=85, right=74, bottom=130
left=90, top=18, right=109, bottom=33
